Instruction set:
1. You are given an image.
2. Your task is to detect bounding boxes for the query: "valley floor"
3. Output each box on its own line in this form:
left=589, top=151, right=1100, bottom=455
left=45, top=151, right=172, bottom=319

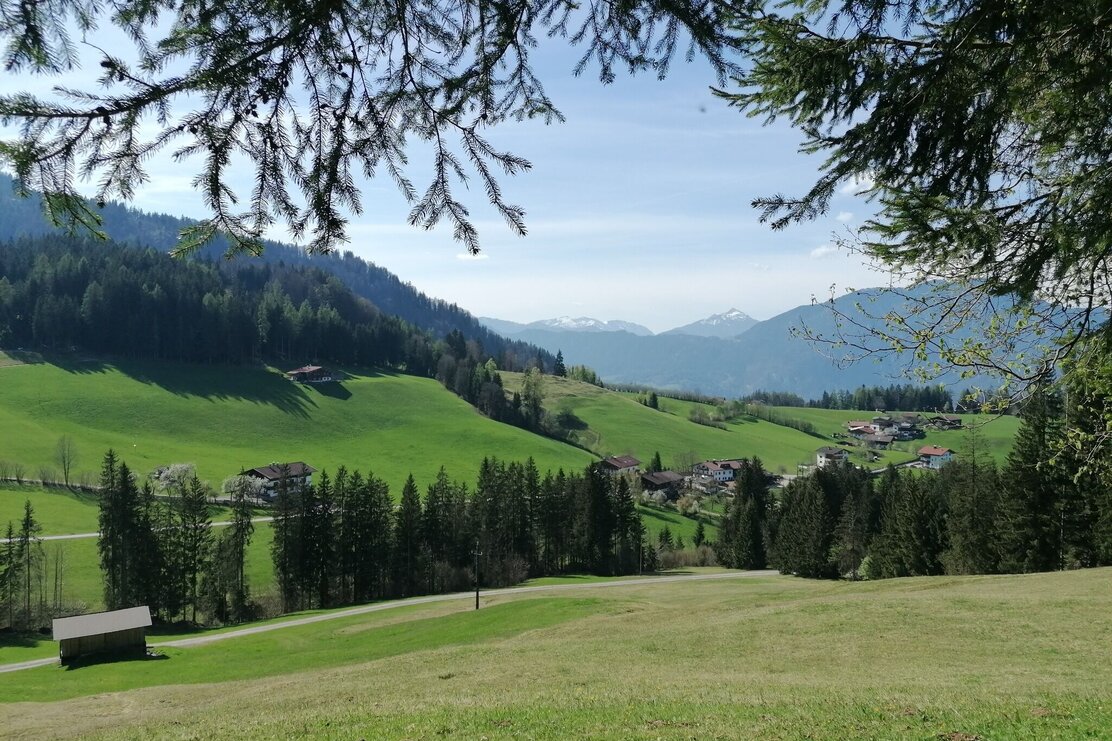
left=3, top=567, right=1110, bottom=739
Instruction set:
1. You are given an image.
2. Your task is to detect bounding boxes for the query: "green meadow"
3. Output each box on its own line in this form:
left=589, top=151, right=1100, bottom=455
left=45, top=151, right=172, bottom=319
left=771, top=406, right=1021, bottom=465
left=2, top=568, right=1109, bottom=739
left=503, top=374, right=827, bottom=472
left=0, top=359, right=595, bottom=492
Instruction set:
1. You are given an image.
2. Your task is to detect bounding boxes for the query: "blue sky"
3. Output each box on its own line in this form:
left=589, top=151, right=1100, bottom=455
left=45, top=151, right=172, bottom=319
left=0, top=31, right=890, bottom=333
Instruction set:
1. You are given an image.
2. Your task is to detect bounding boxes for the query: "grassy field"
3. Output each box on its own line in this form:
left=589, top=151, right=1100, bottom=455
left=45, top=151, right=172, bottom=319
left=0, top=358, right=595, bottom=492
left=771, top=406, right=1021, bottom=466
left=503, top=374, right=828, bottom=473
left=2, top=568, right=1110, bottom=739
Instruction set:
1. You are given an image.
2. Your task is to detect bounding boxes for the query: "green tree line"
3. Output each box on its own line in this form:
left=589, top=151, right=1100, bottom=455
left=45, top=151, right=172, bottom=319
left=718, top=388, right=1112, bottom=579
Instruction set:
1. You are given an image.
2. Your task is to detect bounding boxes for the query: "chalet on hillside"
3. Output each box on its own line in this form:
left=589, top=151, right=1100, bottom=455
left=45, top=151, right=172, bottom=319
left=640, top=470, right=685, bottom=499
left=53, top=605, right=152, bottom=665
left=693, top=459, right=744, bottom=483
left=243, top=462, right=316, bottom=497
left=927, top=414, right=962, bottom=430
left=863, top=433, right=895, bottom=449
left=816, top=447, right=849, bottom=468
left=598, top=455, right=640, bottom=475
left=286, top=365, right=333, bottom=383
left=918, top=446, right=954, bottom=470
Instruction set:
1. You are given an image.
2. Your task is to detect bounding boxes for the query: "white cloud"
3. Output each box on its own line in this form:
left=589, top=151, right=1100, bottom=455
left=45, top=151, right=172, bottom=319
left=836, top=211, right=854, bottom=222
left=810, top=244, right=838, bottom=259
left=839, top=173, right=875, bottom=195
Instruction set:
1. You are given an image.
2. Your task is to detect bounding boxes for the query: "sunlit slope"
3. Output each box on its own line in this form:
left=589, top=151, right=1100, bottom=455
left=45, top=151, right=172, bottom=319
left=3, top=569, right=1110, bottom=739
left=503, top=374, right=826, bottom=472
left=0, top=359, right=594, bottom=489
left=771, top=406, right=1019, bottom=465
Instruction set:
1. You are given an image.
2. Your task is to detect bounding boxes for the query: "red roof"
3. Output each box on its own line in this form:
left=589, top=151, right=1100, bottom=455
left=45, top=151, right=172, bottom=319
left=918, top=446, right=951, bottom=457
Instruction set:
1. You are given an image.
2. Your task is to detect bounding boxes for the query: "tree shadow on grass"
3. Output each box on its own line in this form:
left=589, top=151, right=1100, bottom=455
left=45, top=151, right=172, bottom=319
left=48, top=356, right=316, bottom=419
left=62, top=650, right=170, bottom=671
left=0, top=630, right=46, bottom=650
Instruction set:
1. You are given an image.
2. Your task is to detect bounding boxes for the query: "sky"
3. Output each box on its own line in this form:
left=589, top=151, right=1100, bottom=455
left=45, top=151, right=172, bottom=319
left=0, top=27, right=893, bottom=334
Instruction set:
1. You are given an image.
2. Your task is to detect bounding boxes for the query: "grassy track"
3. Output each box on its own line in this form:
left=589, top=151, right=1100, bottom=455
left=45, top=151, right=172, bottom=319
left=0, top=359, right=594, bottom=491
left=2, top=568, right=1109, bottom=739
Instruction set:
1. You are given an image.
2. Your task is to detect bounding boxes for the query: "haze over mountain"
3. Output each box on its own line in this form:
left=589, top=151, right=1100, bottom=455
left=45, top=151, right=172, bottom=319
left=490, top=287, right=993, bottom=399
left=480, top=316, right=654, bottom=336
left=661, top=308, right=760, bottom=338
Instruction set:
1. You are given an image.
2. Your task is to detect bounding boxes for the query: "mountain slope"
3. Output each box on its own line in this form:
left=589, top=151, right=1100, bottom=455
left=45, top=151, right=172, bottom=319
left=503, top=288, right=1000, bottom=398
left=0, top=358, right=594, bottom=491
left=662, top=308, right=760, bottom=337
left=480, top=316, right=654, bottom=336
left=0, top=174, right=552, bottom=370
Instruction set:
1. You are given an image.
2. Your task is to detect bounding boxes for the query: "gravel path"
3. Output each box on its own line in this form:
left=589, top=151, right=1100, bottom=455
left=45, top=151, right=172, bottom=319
left=0, top=569, right=774, bottom=673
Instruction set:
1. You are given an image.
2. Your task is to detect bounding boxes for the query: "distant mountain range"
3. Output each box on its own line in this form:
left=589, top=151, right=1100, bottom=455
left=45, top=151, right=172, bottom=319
left=660, top=308, right=760, bottom=338
left=481, top=288, right=994, bottom=399
left=481, top=308, right=759, bottom=340
left=0, top=174, right=1005, bottom=399
left=481, top=316, right=654, bottom=336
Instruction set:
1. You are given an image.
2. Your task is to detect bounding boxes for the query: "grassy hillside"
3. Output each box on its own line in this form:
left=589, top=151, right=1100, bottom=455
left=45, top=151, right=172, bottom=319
left=0, top=358, right=594, bottom=492
left=3, top=569, right=1110, bottom=739
left=503, top=374, right=828, bottom=473
left=771, top=406, right=1020, bottom=465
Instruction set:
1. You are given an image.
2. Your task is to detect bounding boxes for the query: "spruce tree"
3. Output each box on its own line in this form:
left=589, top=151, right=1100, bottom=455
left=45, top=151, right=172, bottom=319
left=179, top=475, right=213, bottom=622
left=999, top=388, right=1066, bottom=572
left=394, top=474, right=424, bottom=597
left=16, top=501, right=42, bottom=629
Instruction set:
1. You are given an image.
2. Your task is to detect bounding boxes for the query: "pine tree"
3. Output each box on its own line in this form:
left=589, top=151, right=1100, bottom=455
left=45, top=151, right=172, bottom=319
left=179, top=475, right=213, bottom=622
left=553, top=350, right=567, bottom=377
left=998, top=388, right=1065, bottom=572
left=394, top=474, right=424, bottom=597
left=692, top=520, right=706, bottom=549
left=16, top=502, right=42, bottom=629
left=648, top=451, right=663, bottom=474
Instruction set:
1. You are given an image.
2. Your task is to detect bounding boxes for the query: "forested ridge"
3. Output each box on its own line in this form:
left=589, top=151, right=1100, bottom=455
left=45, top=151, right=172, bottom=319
left=0, top=237, right=555, bottom=427
left=0, top=174, right=551, bottom=372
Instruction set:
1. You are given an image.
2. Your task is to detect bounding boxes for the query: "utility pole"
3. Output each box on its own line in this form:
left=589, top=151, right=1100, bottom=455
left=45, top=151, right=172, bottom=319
left=472, top=538, right=482, bottom=610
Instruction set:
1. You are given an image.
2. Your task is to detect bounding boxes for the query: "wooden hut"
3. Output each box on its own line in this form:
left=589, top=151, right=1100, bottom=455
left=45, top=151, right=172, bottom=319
left=53, top=606, right=152, bottom=664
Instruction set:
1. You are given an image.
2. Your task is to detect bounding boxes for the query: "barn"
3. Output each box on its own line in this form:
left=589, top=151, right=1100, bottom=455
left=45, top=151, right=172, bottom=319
left=52, top=606, right=153, bottom=664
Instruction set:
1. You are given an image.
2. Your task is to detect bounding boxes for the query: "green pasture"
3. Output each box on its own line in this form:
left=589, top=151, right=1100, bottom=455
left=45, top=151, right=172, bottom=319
left=0, top=359, right=594, bottom=493
left=771, top=406, right=1020, bottom=465
left=2, top=568, right=1109, bottom=739
left=503, top=374, right=826, bottom=473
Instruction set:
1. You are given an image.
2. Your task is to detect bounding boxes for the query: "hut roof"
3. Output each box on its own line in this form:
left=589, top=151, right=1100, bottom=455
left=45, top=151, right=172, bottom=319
left=53, top=606, right=152, bottom=641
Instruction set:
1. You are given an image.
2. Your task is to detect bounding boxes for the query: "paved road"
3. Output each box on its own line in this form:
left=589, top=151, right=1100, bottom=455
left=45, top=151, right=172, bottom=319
left=1, top=517, right=277, bottom=543
left=0, top=569, right=775, bottom=674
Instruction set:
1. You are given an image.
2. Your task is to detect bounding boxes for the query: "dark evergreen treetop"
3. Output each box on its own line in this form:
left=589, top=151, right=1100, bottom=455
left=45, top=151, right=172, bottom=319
left=0, top=0, right=739, bottom=255
left=719, top=0, right=1112, bottom=453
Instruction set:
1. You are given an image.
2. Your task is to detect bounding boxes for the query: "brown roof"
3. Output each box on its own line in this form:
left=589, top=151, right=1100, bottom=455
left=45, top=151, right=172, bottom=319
left=287, top=365, right=326, bottom=375
left=642, top=471, right=684, bottom=488
left=244, top=462, right=317, bottom=480
left=54, top=606, right=152, bottom=641
left=817, top=447, right=847, bottom=456
left=602, top=455, right=640, bottom=469
left=918, top=446, right=951, bottom=457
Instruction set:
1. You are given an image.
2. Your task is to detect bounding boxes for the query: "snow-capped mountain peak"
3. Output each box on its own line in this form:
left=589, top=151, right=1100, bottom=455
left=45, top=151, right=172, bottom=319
left=662, top=309, right=760, bottom=338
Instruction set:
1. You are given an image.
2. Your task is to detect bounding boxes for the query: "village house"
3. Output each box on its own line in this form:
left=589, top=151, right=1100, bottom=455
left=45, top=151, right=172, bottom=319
left=285, top=365, right=334, bottom=383
left=598, top=455, right=640, bottom=475
left=863, top=433, right=895, bottom=449
left=693, top=459, right=744, bottom=483
left=918, top=446, right=954, bottom=469
left=815, top=447, right=849, bottom=468
left=243, top=462, right=316, bottom=497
